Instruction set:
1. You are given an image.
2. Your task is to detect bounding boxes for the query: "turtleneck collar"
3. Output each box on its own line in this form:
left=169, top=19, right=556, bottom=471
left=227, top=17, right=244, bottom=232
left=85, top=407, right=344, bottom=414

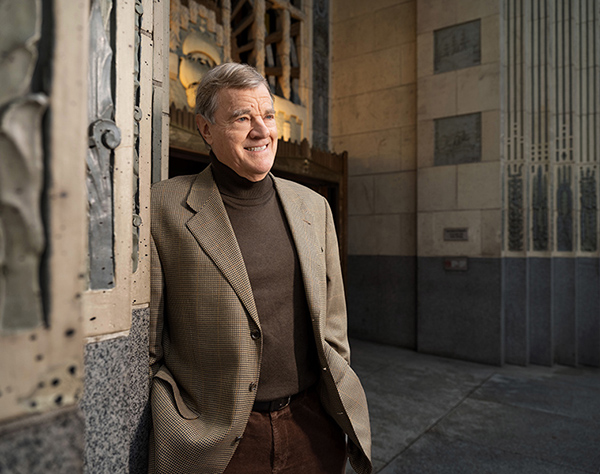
left=210, top=151, right=274, bottom=200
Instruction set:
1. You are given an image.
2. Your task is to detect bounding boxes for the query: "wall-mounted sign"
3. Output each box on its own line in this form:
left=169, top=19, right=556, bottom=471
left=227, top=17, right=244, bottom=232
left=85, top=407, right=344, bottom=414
left=443, top=257, right=468, bottom=271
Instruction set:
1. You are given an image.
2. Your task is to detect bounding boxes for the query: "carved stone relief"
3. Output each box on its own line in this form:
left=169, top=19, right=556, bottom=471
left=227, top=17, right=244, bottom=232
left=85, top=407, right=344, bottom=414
left=507, top=165, right=524, bottom=251
left=580, top=167, right=597, bottom=252
left=0, top=0, right=46, bottom=331
left=434, top=20, right=481, bottom=74
left=434, top=113, right=481, bottom=166
left=532, top=165, right=548, bottom=251
left=556, top=166, right=573, bottom=251
left=87, top=0, right=120, bottom=289
left=0, top=96, right=48, bottom=331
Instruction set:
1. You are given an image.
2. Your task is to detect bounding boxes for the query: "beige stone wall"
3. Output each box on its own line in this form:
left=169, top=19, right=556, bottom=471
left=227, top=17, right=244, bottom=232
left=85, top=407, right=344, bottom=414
left=417, top=0, right=502, bottom=258
left=331, top=0, right=417, bottom=257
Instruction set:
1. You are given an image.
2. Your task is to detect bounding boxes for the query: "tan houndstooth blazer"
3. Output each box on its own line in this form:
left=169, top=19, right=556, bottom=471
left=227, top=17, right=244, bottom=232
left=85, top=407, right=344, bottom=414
left=149, top=165, right=372, bottom=474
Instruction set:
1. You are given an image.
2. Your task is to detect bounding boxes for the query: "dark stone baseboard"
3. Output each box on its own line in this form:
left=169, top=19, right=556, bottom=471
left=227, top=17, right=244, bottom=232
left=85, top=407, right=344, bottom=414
left=347, top=255, right=416, bottom=348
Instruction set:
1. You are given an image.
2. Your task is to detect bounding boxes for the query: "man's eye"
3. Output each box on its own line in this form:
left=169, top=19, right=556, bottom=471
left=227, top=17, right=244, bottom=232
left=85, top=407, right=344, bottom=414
left=265, top=114, right=275, bottom=120
left=236, top=117, right=248, bottom=122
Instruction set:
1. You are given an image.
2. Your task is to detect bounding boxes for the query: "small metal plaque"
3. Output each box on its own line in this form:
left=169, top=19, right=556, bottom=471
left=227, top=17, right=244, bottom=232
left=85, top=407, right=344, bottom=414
left=435, top=113, right=481, bottom=166
left=444, top=228, right=469, bottom=241
left=443, top=257, right=468, bottom=271
left=434, top=20, right=481, bottom=74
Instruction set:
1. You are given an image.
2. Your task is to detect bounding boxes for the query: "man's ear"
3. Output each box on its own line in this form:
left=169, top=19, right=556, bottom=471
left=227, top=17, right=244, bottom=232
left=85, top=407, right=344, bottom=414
left=195, top=115, right=213, bottom=145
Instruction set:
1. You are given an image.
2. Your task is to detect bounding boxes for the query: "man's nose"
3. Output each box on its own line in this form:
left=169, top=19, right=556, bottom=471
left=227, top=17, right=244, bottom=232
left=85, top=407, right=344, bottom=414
left=250, top=117, right=269, bottom=138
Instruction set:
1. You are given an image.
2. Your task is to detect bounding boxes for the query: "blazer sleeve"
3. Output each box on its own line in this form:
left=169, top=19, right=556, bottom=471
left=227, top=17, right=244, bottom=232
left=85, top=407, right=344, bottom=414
left=322, top=196, right=351, bottom=365
left=149, top=232, right=165, bottom=377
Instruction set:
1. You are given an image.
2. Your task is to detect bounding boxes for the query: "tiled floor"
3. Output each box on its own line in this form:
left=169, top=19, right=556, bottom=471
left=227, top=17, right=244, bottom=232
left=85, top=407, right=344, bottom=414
left=346, top=339, right=600, bottom=474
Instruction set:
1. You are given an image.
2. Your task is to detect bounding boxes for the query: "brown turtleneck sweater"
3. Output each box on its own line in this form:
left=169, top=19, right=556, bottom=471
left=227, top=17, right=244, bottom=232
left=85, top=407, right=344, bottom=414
left=210, top=154, right=319, bottom=401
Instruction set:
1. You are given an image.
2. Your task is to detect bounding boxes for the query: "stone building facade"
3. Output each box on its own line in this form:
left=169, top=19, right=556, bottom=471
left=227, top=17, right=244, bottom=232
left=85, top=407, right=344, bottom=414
left=0, top=0, right=598, bottom=472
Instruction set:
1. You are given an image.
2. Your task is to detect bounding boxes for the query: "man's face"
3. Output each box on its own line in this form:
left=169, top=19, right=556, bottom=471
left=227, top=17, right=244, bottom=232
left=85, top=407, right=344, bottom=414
left=196, top=84, right=278, bottom=182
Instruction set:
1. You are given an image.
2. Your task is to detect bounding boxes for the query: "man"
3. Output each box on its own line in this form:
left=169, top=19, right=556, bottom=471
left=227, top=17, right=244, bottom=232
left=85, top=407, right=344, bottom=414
left=149, top=63, right=372, bottom=474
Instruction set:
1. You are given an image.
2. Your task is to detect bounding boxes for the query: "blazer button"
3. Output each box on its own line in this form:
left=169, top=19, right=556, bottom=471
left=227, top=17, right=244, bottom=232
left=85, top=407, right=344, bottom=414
left=249, top=382, right=257, bottom=392
left=234, top=435, right=243, bottom=443
left=251, top=329, right=261, bottom=340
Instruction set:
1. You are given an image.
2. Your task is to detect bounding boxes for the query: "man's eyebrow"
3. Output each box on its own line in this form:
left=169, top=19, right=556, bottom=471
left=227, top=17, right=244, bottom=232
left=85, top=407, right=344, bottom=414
left=230, top=108, right=252, bottom=119
left=229, top=107, right=276, bottom=120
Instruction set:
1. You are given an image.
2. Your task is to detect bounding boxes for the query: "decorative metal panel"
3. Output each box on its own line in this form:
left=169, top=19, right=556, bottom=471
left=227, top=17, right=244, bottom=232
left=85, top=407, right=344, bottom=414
left=87, top=0, right=120, bottom=289
left=132, top=0, right=143, bottom=273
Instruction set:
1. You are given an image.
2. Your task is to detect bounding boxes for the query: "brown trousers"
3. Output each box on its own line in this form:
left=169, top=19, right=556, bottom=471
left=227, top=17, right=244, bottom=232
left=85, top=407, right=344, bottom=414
left=223, top=388, right=347, bottom=474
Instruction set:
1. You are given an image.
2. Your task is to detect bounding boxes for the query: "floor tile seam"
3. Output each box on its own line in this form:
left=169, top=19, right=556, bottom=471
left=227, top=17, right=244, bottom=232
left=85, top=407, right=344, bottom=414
left=375, top=371, right=497, bottom=472
left=426, top=432, right=597, bottom=474
left=357, top=364, right=409, bottom=384
left=464, top=394, right=600, bottom=427
left=494, top=368, right=600, bottom=391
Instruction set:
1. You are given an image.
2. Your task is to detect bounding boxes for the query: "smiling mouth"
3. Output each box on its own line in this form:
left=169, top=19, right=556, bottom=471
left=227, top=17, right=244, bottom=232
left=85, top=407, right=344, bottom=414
left=245, top=145, right=268, bottom=152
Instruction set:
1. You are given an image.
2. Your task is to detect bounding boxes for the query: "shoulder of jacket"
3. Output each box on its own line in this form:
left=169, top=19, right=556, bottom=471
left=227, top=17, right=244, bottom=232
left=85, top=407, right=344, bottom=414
left=273, top=175, right=325, bottom=202
left=151, top=174, right=197, bottom=194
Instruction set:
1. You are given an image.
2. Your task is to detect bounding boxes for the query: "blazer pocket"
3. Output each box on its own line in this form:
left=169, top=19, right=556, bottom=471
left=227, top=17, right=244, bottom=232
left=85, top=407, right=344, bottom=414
left=153, top=366, right=199, bottom=420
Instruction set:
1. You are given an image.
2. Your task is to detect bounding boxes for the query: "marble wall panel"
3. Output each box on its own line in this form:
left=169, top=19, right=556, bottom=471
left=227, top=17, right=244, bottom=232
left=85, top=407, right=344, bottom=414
left=331, top=84, right=416, bottom=136
left=456, top=161, right=501, bottom=210
left=417, top=0, right=458, bottom=34
left=417, top=165, right=457, bottom=212
left=348, top=213, right=416, bottom=256
left=374, top=171, right=416, bottom=214
left=417, top=210, right=482, bottom=257
left=417, top=72, right=457, bottom=120
left=331, top=13, right=376, bottom=61
left=417, top=33, right=434, bottom=78
left=374, top=1, right=416, bottom=49
left=481, top=110, right=500, bottom=162
left=417, top=119, right=435, bottom=168
left=455, top=62, right=500, bottom=114
left=332, top=0, right=408, bottom=24
left=348, top=175, right=375, bottom=215
left=480, top=14, right=500, bottom=65
left=332, top=47, right=402, bottom=98
left=334, top=126, right=416, bottom=176
left=480, top=209, right=502, bottom=257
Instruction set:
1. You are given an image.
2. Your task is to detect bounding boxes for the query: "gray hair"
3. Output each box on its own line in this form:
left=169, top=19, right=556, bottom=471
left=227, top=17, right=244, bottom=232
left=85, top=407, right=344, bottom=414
left=194, top=63, right=271, bottom=124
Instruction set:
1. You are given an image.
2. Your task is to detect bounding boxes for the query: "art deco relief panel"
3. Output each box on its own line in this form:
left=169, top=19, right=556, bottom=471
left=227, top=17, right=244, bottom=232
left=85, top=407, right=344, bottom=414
left=503, top=0, right=599, bottom=256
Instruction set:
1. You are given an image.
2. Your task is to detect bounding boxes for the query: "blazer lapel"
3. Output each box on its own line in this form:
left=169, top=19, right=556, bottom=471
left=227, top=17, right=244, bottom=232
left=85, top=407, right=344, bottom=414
left=185, top=166, right=260, bottom=327
left=274, top=178, right=326, bottom=335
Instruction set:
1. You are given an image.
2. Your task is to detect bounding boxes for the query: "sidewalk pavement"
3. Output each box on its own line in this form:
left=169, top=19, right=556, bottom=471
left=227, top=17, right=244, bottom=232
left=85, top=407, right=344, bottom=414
left=346, top=338, right=600, bottom=474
